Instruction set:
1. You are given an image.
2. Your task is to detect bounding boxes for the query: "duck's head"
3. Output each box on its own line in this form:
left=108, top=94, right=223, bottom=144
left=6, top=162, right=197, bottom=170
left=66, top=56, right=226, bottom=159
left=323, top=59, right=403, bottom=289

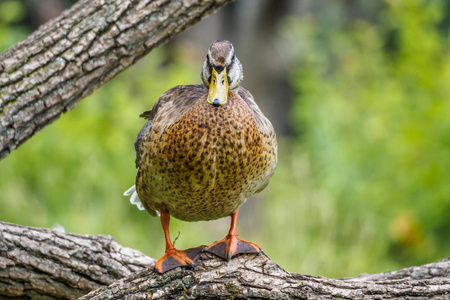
left=201, top=40, right=243, bottom=107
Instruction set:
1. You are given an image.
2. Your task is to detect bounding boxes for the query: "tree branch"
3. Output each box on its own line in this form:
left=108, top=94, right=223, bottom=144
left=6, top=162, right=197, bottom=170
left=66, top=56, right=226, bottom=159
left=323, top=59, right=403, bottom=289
left=0, top=0, right=234, bottom=160
left=80, top=256, right=450, bottom=299
left=0, top=222, right=154, bottom=299
left=1, top=222, right=449, bottom=299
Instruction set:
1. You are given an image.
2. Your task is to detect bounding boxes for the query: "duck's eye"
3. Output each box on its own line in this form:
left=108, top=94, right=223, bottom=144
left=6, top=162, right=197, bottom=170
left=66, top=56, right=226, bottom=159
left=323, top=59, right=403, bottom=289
left=231, top=52, right=235, bottom=60
left=221, top=79, right=225, bottom=85
left=213, top=78, right=216, bottom=85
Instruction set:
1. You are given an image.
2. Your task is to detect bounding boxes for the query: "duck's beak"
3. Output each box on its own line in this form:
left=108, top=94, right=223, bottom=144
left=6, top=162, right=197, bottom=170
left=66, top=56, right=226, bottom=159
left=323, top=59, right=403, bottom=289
left=207, top=67, right=228, bottom=107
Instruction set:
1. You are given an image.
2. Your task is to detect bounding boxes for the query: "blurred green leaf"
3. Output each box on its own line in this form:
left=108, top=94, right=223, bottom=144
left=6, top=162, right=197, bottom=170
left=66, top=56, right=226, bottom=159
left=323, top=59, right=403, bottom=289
left=0, top=0, right=27, bottom=53
left=288, top=0, right=450, bottom=270
left=0, top=0, right=25, bottom=24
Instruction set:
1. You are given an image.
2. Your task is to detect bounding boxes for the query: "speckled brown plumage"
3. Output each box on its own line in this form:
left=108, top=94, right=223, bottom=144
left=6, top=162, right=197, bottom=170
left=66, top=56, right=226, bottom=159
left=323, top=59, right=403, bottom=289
left=135, top=85, right=277, bottom=221
left=127, top=40, right=277, bottom=273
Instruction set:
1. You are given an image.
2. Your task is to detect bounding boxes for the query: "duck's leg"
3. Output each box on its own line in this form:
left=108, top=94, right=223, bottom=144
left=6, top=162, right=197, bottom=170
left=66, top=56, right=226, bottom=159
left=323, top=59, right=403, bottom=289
left=155, top=209, right=205, bottom=273
left=204, top=208, right=260, bottom=260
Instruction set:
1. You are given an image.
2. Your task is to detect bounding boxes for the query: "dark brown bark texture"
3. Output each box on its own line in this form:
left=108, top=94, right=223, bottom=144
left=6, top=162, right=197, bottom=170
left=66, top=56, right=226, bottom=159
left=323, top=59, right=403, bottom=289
left=0, top=0, right=234, bottom=160
left=1, top=222, right=449, bottom=299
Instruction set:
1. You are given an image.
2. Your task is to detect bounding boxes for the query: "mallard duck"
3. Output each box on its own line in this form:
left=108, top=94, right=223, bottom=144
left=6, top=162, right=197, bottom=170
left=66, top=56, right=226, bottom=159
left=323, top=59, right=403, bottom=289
left=124, top=40, right=277, bottom=273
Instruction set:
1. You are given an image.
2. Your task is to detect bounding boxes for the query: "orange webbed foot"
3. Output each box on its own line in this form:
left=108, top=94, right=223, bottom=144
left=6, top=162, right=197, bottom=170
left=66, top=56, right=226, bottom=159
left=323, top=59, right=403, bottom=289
left=155, top=245, right=205, bottom=273
left=204, top=234, right=260, bottom=261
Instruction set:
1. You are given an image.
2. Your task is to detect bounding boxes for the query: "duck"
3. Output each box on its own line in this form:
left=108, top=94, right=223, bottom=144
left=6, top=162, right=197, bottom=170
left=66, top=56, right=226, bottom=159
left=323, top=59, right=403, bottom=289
left=124, top=40, right=277, bottom=273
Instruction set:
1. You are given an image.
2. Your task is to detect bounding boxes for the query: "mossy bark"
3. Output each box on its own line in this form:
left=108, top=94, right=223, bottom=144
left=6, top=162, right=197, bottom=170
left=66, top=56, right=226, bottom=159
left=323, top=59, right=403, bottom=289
left=0, top=222, right=154, bottom=298
left=1, top=222, right=449, bottom=299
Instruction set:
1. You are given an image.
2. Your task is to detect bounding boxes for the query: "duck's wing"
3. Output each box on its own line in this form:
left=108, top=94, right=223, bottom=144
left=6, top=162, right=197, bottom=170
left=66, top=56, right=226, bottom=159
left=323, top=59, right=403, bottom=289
left=134, top=85, right=207, bottom=168
left=237, top=86, right=278, bottom=193
left=237, top=86, right=276, bottom=137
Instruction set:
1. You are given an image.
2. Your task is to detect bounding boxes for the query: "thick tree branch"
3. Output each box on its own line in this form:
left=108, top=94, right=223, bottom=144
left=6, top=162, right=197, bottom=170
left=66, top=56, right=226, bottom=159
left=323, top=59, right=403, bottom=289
left=81, top=256, right=450, bottom=299
left=0, top=222, right=154, bottom=299
left=0, top=0, right=234, bottom=160
left=1, top=222, right=449, bottom=299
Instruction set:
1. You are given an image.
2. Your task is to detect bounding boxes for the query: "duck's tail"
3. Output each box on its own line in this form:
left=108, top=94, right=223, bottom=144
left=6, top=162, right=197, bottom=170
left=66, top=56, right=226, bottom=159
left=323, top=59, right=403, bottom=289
left=124, top=185, right=145, bottom=211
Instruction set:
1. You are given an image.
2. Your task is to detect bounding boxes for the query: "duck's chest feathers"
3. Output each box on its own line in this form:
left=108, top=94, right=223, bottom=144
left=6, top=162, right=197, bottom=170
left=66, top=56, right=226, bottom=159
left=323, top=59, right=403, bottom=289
left=161, top=95, right=261, bottom=173
left=138, top=93, right=273, bottom=221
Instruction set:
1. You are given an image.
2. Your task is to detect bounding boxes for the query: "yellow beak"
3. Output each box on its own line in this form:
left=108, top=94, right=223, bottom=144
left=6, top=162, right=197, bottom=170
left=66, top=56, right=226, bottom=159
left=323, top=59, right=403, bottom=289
left=207, top=67, right=228, bottom=107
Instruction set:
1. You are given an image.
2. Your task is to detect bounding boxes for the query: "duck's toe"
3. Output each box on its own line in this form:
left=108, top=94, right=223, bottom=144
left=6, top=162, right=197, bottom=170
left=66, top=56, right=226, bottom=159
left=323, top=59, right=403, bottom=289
left=155, top=245, right=206, bottom=273
left=204, top=234, right=260, bottom=261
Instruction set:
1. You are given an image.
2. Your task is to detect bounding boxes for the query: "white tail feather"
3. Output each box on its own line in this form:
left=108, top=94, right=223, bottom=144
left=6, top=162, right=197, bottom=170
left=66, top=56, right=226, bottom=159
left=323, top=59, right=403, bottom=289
left=124, top=185, right=145, bottom=211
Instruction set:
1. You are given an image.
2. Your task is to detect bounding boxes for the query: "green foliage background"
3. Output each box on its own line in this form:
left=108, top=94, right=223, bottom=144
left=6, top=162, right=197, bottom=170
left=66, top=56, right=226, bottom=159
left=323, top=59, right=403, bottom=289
left=1, top=0, right=449, bottom=278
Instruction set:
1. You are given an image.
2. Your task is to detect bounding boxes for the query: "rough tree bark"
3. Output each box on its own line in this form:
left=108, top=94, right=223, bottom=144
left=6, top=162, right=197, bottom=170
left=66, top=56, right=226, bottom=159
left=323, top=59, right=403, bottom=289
left=0, top=222, right=154, bottom=299
left=0, top=0, right=234, bottom=160
left=1, top=222, right=449, bottom=299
